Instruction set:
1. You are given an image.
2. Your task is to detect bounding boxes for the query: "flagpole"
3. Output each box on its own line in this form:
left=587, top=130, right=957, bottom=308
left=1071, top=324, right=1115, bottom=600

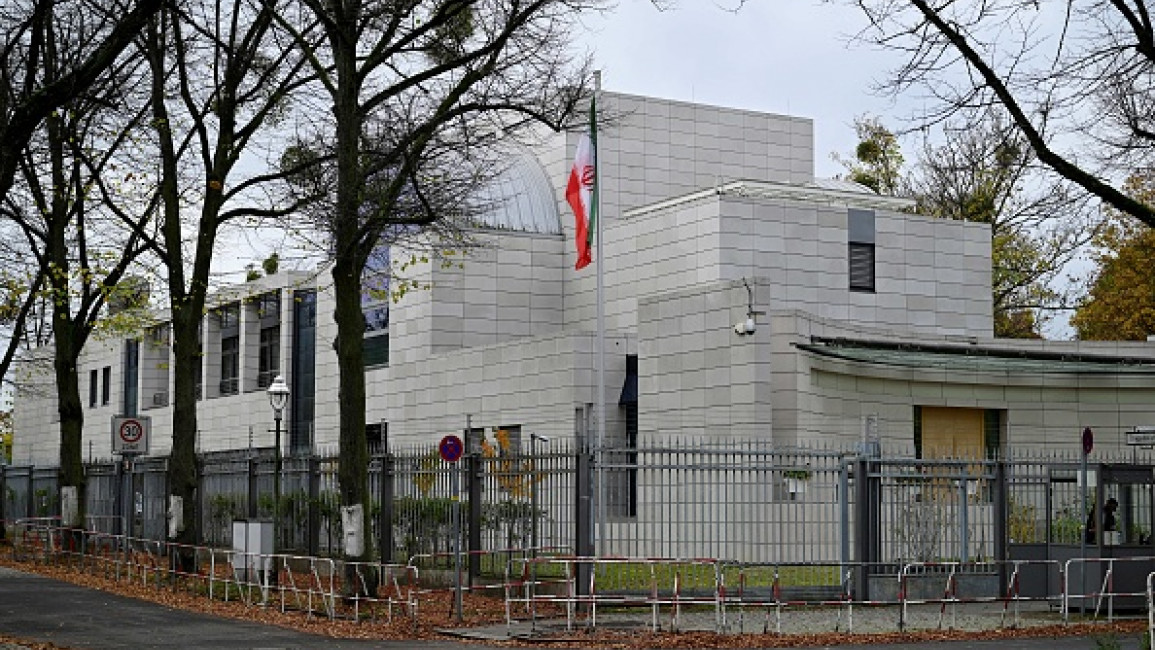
left=593, top=72, right=606, bottom=558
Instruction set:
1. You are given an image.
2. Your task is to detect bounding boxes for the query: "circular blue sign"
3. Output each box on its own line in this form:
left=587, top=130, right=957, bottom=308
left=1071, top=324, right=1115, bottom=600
left=439, top=434, right=464, bottom=463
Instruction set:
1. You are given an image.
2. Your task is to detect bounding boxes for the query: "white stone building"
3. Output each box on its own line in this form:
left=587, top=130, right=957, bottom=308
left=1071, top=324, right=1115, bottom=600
left=13, top=90, right=1155, bottom=466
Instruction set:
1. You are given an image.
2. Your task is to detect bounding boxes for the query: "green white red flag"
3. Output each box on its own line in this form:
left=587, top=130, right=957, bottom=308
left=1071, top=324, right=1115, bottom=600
left=566, top=99, right=597, bottom=270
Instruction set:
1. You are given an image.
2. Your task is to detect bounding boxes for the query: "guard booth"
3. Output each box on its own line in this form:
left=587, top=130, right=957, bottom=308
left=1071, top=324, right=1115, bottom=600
left=1011, top=462, right=1155, bottom=610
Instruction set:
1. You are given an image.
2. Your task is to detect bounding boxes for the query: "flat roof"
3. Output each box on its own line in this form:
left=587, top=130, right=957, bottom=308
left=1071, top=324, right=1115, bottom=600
left=796, top=338, right=1155, bottom=375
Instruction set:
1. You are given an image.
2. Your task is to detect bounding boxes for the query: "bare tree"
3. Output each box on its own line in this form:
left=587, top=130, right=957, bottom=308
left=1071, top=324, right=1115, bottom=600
left=909, top=114, right=1099, bottom=336
left=0, top=19, right=155, bottom=520
left=271, top=0, right=602, bottom=566
left=849, top=0, right=1155, bottom=226
left=98, top=0, right=317, bottom=557
left=0, top=0, right=165, bottom=203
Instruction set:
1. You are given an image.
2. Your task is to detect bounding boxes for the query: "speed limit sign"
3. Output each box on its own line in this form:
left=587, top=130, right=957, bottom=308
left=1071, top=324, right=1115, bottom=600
left=112, top=415, right=151, bottom=455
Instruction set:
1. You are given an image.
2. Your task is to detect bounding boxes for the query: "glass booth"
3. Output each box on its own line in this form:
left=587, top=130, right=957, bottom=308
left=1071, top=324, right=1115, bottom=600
left=1010, top=463, right=1155, bottom=610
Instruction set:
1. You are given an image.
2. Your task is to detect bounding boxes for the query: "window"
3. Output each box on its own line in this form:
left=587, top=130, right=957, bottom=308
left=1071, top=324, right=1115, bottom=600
left=848, top=208, right=876, bottom=292
left=217, top=304, right=239, bottom=396
left=101, top=366, right=111, bottom=405
left=610, top=354, right=639, bottom=518
left=258, top=327, right=279, bottom=388
left=489, top=426, right=522, bottom=455
left=89, top=369, right=98, bottom=407
left=364, top=305, right=389, bottom=367
left=257, top=291, right=280, bottom=322
left=217, top=303, right=240, bottom=330
left=149, top=324, right=170, bottom=346
left=363, top=261, right=389, bottom=367
left=290, top=290, right=317, bottom=451
left=123, top=340, right=139, bottom=415
left=220, top=336, right=239, bottom=395
left=366, top=422, right=387, bottom=453
left=608, top=402, right=639, bottom=518
left=983, top=409, right=1002, bottom=459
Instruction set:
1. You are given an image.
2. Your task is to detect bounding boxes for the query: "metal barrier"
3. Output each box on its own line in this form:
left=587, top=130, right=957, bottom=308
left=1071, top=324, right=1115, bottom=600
left=719, top=561, right=855, bottom=635
left=7, top=521, right=420, bottom=625
left=896, top=561, right=1061, bottom=631
left=998, top=559, right=1064, bottom=629
left=505, top=556, right=723, bottom=632
left=1147, top=572, right=1155, bottom=650
left=333, top=560, right=416, bottom=622
left=1062, top=556, right=1155, bottom=622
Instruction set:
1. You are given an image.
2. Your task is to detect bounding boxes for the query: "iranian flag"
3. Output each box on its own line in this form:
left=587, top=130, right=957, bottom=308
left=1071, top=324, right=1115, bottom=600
left=566, top=99, right=597, bottom=270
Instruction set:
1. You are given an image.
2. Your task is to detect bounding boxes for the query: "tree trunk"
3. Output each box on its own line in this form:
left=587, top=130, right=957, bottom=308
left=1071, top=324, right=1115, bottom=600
left=168, top=300, right=202, bottom=562
left=329, top=4, right=374, bottom=571
left=53, top=321, right=85, bottom=524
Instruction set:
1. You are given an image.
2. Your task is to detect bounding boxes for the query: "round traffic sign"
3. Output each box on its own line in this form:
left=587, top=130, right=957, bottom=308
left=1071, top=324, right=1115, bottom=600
left=119, top=419, right=144, bottom=444
left=1082, top=426, right=1094, bottom=456
left=439, top=434, right=464, bottom=463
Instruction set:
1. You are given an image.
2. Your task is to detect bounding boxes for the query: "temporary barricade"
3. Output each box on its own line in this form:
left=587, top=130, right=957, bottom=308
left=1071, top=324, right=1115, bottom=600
left=7, top=521, right=419, bottom=625
left=504, top=555, right=723, bottom=633
left=407, top=546, right=567, bottom=595
left=998, top=559, right=1064, bottom=629
left=1063, top=556, right=1155, bottom=622
left=719, top=561, right=855, bottom=635
left=897, top=560, right=1064, bottom=632
left=334, top=560, right=416, bottom=622
left=1147, top=572, right=1155, bottom=650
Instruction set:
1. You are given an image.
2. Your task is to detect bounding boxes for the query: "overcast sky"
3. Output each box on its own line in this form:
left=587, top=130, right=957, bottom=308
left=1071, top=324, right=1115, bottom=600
left=575, top=1, right=907, bottom=179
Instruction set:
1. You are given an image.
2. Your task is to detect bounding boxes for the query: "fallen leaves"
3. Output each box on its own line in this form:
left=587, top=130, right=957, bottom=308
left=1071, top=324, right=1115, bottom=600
left=0, top=550, right=1148, bottom=648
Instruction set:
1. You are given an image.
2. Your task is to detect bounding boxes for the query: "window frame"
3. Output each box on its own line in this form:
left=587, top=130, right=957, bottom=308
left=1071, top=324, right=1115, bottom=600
left=258, top=326, right=279, bottom=388
left=220, top=335, right=239, bottom=395
left=848, top=208, right=877, bottom=293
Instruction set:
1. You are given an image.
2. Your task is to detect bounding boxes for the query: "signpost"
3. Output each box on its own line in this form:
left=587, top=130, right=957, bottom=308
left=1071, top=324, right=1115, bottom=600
left=111, top=416, right=151, bottom=455
left=111, top=415, right=150, bottom=544
left=1080, top=426, right=1092, bottom=615
left=1126, top=427, right=1155, bottom=447
left=440, top=432, right=465, bottom=622
left=439, top=435, right=464, bottom=463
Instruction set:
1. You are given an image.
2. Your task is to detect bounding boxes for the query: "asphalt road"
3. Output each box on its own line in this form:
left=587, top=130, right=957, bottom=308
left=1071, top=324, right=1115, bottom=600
left=0, top=567, right=479, bottom=649
left=0, top=566, right=1145, bottom=649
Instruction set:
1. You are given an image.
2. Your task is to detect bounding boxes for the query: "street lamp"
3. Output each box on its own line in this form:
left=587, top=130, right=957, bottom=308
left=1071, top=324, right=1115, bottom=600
left=266, top=375, right=289, bottom=550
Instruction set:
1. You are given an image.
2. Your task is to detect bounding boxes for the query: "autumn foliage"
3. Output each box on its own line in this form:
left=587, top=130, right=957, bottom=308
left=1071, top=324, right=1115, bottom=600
left=1071, top=173, right=1155, bottom=340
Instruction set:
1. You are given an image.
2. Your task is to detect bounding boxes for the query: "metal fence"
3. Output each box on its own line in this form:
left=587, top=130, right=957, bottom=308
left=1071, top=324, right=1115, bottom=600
left=4, top=439, right=1155, bottom=576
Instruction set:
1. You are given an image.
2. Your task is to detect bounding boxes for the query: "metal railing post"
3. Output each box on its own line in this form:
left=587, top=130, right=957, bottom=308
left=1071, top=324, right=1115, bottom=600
left=379, top=451, right=394, bottom=564
left=467, top=441, right=482, bottom=583
left=993, top=460, right=1008, bottom=591
left=575, top=443, right=594, bottom=598
left=854, top=457, right=872, bottom=602
left=307, top=455, right=320, bottom=557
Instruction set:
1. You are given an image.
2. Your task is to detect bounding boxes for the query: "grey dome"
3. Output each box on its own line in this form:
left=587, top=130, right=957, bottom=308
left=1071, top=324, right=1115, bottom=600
left=473, top=148, right=562, bottom=234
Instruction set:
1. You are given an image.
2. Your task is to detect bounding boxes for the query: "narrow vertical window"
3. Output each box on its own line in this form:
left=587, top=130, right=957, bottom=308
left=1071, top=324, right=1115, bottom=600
left=258, top=291, right=280, bottom=388
left=101, top=366, right=111, bottom=405
left=218, top=303, right=239, bottom=396
left=848, top=208, right=876, bottom=292
left=89, top=369, right=98, bottom=407
left=220, top=336, right=239, bottom=395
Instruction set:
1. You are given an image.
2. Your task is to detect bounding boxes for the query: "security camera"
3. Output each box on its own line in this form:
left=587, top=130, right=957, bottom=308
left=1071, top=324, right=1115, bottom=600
left=735, top=321, right=747, bottom=335
left=744, top=316, right=756, bottom=334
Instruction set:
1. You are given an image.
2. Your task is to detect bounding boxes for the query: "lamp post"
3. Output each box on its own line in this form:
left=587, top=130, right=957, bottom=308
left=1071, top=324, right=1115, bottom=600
left=267, top=375, right=289, bottom=550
